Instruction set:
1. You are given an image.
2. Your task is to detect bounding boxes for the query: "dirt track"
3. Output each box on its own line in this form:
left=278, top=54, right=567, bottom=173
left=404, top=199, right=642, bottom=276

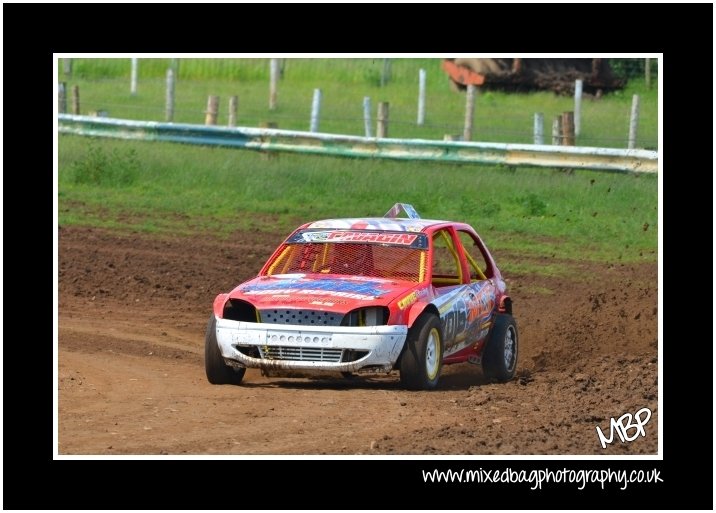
left=58, top=226, right=658, bottom=455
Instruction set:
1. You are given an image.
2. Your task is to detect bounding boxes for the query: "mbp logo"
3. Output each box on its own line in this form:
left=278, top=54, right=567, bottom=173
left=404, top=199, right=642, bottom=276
left=596, top=407, right=652, bottom=449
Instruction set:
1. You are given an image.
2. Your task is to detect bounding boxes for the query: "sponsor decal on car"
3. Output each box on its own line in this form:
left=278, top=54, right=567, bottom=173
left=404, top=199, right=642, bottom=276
left=290, top=230, right=428, bottom=248
left=328, top=231, right=417, bottom=245
left=241, top=278, right=389, bottom=301
left=244, top=288, right=376, bottom=301
left=435, top=283, right=496, bottom=350
left=397, top=291, right=419, bottom=310
left=300, top=231, right=332, bottom=242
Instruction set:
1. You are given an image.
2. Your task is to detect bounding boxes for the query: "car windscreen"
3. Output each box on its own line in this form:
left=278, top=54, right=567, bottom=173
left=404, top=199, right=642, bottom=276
left=264, top=240, right=427, bottom=282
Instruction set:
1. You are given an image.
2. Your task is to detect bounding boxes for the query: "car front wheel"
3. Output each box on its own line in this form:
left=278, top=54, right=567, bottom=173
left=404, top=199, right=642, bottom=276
left=399, top=313, right=443, bottom=390
left=205, top=315, right=246, bottom=385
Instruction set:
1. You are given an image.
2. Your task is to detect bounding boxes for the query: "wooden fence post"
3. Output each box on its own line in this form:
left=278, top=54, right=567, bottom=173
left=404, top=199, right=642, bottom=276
left=628, top=94, right=640, bottom=149
left=310, top=88, right=322, bottom=132
left=259, top=121, right=278, bottom=160
left=574, top=79, right=583, bottom=137
left=645, top=58, right=651, bottom=90
left=377, top=102, right=389, bottom=138
left=165, top=68, right=175, bottom=122
left=63, top=58, right=73, bottom=78
left=552, top=116, right=562, bottom=145
left=205, top=95, right=219, bottom=125
left=417, top=68, right=426, bottom=126
left=228, top=95, right=238, bottom=127
left=130, top=58, right=138, bottom=96
left=58, top=82, right=67, bottom=114
left=463, top=84, right=477, bottom=141
left=533, top=112, right=544, bottom=145
left=561, top=111, right=575, bottom=146
left=269, top=58, right=279, bottom=110
left=71, top=85, right=80, bottom=115
left=363, top=97, right=373, bottom=137
left=380, top=58, right=391, bottom=87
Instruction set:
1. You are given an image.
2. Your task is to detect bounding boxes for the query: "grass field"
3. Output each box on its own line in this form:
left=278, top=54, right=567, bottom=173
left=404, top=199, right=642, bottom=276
left=59, top=58, right=658, bottom=149
left=58, top=135, right=658, bottom=268
left=58, top=58, right=658, bottom=274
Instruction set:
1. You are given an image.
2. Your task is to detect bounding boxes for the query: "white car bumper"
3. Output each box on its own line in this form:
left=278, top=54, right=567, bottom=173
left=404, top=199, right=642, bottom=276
left=215, top=318, right=408, bottom=372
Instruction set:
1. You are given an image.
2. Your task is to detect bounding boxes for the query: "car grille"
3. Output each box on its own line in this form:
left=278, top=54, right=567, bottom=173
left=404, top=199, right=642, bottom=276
left=258, top=345, right=343, bottom=362
left=260, top=309, right=343, bottom=326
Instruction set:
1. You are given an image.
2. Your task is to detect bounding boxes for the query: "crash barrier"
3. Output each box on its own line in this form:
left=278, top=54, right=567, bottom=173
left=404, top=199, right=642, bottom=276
left=58, top=115, right=657, bottom=174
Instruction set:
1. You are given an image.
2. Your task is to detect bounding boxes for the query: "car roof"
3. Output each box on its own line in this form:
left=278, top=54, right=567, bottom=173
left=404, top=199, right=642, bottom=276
left=302, top=217, right=453, bottom=233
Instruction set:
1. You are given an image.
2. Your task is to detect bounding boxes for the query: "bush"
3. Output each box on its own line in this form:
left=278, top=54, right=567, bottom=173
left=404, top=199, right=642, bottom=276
left=520, top=193, right=547, bottom=217
left=609, top=58, right=658, bottom=80
left=69, top=143, right=139, bottom=187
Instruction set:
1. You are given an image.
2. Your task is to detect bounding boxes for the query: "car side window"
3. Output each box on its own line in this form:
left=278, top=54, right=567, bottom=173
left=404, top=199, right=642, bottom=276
left=431, top=229, right=462, bottom=286
left=457, top=230, right=492, bottom=281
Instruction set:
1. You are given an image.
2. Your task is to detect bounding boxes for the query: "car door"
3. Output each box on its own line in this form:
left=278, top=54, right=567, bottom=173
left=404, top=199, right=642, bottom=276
left=430, top=227, right=494, bottom=357
left=455, top=229, right=497, bottom=346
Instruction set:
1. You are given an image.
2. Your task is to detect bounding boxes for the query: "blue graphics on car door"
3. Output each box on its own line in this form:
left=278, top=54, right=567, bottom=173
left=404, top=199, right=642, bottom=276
left=433, top=280, right=496, bottom=357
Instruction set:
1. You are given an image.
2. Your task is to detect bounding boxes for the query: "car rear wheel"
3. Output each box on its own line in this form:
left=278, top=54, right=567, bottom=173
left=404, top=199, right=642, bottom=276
left=482, top=313, right=518, bottom=382
left=399, top=314, right=443, bottom=390
left=205, top=315, right=246, bottom=385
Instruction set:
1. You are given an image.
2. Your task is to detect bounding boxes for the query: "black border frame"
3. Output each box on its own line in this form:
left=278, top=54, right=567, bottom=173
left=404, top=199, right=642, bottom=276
left=3, top=3, right=711, bottom=510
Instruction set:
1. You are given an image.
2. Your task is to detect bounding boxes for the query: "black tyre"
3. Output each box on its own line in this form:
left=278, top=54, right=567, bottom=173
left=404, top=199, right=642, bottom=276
left=399, top=314, right=443, bottom=390
left=482, top=313, right=518, bottom=382
left=205, top=315, right=246, bottom=385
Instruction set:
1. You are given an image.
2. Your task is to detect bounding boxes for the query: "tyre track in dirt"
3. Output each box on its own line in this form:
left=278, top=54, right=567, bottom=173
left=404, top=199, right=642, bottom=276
left=58, top=226, right=658, bottom=455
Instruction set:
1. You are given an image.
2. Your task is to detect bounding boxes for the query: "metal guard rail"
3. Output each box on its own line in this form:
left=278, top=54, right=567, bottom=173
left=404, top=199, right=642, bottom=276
left=58, top=115, right=657, bottom=174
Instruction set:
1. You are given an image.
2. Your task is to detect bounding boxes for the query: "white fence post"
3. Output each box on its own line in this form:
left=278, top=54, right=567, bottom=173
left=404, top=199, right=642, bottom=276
left=574, top=79, right=583, bottom=137
left=363, top=96, right=372, bottom=137
left=130, top=58, right=138, bottom=96
left=645, top=58, right=651, bottom=90
left=628, top=94, right=640, bottom=149
left=380, top=58, right=391, bottom=87
left=310, top=88, right=322, bottom=132
left=533, top=113, right=544, bottom=145
left=165, top=68, right=175, bottom=122
left=269, top=58, right=279, bottom=111
left=463, top=85, right=477, bottom=141
left=417, top=68, right=426, bottom=126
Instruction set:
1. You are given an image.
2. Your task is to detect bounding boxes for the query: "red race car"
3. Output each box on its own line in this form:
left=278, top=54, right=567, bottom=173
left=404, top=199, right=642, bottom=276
left=206, top=203, right=517, bottom=390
